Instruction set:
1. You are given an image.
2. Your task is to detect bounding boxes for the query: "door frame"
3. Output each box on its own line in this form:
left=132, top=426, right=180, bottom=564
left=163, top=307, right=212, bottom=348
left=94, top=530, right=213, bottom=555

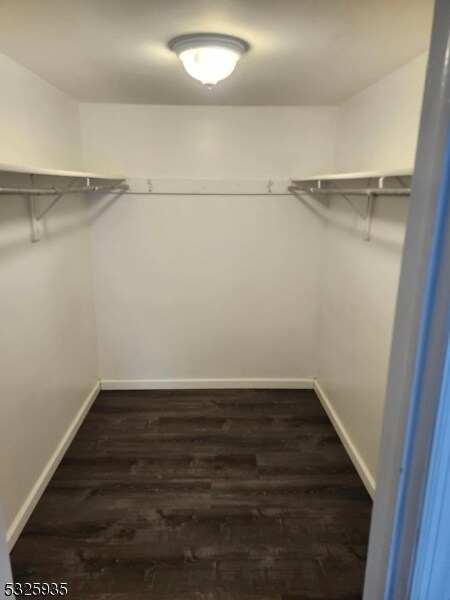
left=364, top=0, right=450, bottom=596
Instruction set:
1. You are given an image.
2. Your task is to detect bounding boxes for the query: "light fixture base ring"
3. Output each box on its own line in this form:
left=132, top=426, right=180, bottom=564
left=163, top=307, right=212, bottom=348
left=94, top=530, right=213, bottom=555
left=168, top=33, right=249, bottom=56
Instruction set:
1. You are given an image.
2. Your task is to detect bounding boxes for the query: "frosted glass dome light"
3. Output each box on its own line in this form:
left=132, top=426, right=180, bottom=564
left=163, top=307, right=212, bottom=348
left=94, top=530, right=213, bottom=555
left=179, top=47, right=240, bottom=86
left=169, top=34, right=249, bottom=87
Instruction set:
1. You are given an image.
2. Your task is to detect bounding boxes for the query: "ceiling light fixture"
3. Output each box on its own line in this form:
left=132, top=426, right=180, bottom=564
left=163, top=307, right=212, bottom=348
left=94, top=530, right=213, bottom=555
left=169, top=33, right=249, bottom=87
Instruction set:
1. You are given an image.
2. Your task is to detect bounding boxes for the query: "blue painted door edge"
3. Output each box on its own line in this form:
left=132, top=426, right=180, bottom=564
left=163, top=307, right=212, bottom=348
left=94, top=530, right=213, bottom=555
left=388, top=129, right=450, bottom=598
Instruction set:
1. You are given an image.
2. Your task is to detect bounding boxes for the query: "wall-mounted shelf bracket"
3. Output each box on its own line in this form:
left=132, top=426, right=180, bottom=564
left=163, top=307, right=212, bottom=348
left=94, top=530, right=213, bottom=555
left=24, top=178, right=129, bottom=242
left=30, top=192, right=66, bottom=243
left=0, top=176, right=129, bottom=242
left=340, top=187, right=376, bottom=241
left=29, top=195, right=40, bottom=243
left=289, top=174, right=411, bottom=242
left=362, top=193, right=375, bottom=241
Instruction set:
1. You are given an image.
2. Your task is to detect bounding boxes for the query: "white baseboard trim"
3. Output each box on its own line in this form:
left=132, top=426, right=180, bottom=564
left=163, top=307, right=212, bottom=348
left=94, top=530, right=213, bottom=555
left=7, top=380, right=101, bottom=550
left=100, top=378, right=315, bottom=390
left=313, top=379, right=375, bottom=499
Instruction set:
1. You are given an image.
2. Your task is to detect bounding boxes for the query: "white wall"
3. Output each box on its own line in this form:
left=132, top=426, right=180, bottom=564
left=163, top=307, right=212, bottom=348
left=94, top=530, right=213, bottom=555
left=315, top=191, right=410, bottom=493
left=0, top=53, right=82, bottom=170
left=0, top=55, right=99, bottom=545
left=315, top=54, right=427, bottom=493
left=89, top=190, right=325, bottom=384
left=80, top=105, right=337, bottom=179
left=336, top=53, right=427, bottom=172
left=80, top=105, right=337, bottom=384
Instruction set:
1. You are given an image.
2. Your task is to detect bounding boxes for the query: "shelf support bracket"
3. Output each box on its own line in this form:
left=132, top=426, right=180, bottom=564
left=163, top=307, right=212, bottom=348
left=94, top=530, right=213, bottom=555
left=363, top=193, right=375, bottom=242
left=341, top=194, right=368, bottom=220
left=29, top=195, right=40, bottom=243
left=28, top=175, right=40, bottom=243
left=24, top=179, right=129, bottom=242
left=35, top=195, right=63, bottom=222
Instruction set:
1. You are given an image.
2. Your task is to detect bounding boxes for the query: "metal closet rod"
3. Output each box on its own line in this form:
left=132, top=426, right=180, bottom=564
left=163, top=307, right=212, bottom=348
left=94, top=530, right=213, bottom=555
left=288, top=185, right=411, bottom=197
left=0, top=182, right=129, bottom=196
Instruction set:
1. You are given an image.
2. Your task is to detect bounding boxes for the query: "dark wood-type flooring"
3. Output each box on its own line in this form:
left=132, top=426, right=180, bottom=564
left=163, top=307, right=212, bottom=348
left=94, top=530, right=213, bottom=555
left=11, top=389, right=372, bottom=600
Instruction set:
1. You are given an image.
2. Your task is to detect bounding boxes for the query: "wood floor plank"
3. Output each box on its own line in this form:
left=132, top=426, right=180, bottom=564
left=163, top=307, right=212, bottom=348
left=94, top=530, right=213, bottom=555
left=11, top=389, right=372, bottom=599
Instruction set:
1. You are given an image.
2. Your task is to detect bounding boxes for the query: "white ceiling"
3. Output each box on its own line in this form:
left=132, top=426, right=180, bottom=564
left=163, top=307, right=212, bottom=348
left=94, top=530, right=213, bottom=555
left=0, top=0, right=433, bottom=106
